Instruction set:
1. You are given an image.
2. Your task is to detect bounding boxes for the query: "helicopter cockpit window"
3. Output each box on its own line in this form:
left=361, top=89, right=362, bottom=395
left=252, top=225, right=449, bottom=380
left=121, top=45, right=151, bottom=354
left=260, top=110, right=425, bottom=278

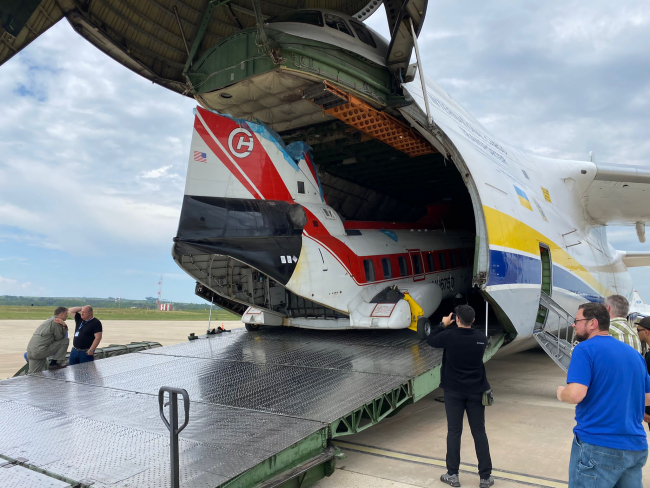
left=324, top=14, right=354, bottom=37
left=349, top=20, right=377, bottom=48
left=267, top=11, right=323, bottom=27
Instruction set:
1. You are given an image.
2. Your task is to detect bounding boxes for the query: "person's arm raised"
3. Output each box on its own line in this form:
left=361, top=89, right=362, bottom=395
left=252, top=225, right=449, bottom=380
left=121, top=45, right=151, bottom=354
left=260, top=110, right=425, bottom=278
left=427, top=313, right=455, bottom=348
left=67, top=307, right=82, bottom=317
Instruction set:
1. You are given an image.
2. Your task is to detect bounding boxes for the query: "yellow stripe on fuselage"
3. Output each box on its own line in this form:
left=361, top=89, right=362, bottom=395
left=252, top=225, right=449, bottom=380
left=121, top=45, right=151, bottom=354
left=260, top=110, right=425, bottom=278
left=482, top=206, right=613, bottom=297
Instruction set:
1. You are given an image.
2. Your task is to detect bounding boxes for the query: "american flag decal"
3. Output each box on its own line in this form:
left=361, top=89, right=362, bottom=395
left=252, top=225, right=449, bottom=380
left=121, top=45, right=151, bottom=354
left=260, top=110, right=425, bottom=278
left=194, top=151, right=207, bottom=163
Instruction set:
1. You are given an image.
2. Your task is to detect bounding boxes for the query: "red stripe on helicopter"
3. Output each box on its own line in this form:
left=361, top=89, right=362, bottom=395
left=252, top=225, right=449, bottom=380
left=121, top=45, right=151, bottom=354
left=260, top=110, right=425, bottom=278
left=196, top=107, right=293, bottom=202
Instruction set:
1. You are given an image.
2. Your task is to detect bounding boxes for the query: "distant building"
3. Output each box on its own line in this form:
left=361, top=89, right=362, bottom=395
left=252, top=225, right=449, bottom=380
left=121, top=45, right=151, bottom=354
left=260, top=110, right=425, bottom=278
left=159, top=303, right=173, bottom=311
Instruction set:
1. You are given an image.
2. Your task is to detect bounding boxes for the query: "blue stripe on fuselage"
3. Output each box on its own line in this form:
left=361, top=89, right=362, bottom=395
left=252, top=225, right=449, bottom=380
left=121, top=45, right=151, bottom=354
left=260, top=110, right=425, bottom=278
left=488, top=249, right=603, bottom=303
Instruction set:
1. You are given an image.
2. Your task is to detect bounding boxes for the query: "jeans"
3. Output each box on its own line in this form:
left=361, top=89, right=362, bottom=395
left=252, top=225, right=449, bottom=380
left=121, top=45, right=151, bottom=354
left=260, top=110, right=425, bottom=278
left=444, top=389, right=492, bottom=478
left=69, top=347, right=94, bottom=365
left=569, top=435, right=648, bottom=487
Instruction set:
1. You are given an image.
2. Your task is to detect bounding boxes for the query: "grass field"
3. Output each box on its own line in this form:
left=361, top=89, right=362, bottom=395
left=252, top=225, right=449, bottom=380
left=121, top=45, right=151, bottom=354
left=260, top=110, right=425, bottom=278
left=0, top=305, right=238, bottom=321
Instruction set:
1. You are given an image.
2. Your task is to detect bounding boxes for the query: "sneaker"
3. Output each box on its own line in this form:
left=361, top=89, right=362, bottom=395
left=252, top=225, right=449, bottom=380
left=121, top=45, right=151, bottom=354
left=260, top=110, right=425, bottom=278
left=48, top=364, right=67, bottom=370
left=440, top=473, right=461, bottom=487
left=479, top=476, right=494, bottom=488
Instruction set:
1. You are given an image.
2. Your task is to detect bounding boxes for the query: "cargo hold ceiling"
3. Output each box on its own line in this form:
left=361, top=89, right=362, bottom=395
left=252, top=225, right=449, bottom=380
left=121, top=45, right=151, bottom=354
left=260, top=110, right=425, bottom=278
left=0, top=0, right=384, bottom=94
left=282, top=120, right=473, bottom=227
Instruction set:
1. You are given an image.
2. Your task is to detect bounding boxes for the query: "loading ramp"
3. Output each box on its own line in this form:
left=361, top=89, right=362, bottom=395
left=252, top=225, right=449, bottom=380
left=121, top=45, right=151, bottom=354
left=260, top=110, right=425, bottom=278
left=0, top=327, right=504, bottom=488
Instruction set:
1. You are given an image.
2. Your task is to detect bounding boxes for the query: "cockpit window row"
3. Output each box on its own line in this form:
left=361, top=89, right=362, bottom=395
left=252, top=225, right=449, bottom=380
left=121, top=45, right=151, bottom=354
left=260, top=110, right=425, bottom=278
left=267, top=11, right=377, bottom=48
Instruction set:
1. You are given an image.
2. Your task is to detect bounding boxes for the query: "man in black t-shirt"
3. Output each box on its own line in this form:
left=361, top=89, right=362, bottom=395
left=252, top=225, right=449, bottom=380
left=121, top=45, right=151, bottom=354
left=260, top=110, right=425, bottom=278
left=427, top=305, right=493, bottom=488
left=67, top=305, right=103, bottom=365
left=635, top=316, right=650, bottom=429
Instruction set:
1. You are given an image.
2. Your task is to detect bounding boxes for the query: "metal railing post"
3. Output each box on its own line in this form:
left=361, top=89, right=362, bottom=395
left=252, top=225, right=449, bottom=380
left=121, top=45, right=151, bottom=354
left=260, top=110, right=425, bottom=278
left=159, top=386, right=190, bottom=488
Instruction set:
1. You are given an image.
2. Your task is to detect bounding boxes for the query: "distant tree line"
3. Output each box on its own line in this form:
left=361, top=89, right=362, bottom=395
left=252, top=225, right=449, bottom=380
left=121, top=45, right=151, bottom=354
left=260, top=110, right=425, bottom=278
left=0, top=295, right=212, bottom=310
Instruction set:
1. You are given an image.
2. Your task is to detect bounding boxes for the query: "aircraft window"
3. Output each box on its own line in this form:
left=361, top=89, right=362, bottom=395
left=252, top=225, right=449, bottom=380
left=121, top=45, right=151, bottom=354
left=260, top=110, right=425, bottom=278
left=438, top=252, right=447, bottom=270
left=363, top=259, right=375, bottom=282
left=268, top=11, right=323, bottom=27
left=412, top=255, right=423, bottom=274
left=450, top=251, right=457, bottom=268
left=349, top=20, right=377, bottom=48
left=324, top=14, right=354, bottom=37
left=426, top=253, right=435, bottom=272
left=297, top=181, right=305, bottom=194
left=398, top=256, right=408, bottom=276
left=459, top=250, right=467, bottom=266
left=382, top=258, right=392, bottom=278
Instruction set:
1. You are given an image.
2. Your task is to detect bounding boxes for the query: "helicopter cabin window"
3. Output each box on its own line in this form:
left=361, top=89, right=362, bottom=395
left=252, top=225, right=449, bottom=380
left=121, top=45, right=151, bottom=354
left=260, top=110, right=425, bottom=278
left=439, top=252, right=447, bottom=270
left=363, top=259, right=375, bottom=282
left=382, top=258, right=392, bottom=279
left=412, top=254, right=423, bottom=274
left=349, top=20, right=377, bottom=48
left=426, top=253, right=435, bottom=272
left=297, top=181, right=305, bottom=194
left=459, top=250, right=467, bottom=266
left=324, top=14, right=353, bottom=36
left=268, top=11, right=323, bottom=26
left=398, top=256, right=408, bottom=276
left=450, top=251, right=457, bottom=268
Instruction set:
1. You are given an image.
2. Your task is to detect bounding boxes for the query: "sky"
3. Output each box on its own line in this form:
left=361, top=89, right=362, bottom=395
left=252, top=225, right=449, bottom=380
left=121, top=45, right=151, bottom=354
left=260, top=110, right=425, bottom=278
left=0, top=1, right=649, bottom=303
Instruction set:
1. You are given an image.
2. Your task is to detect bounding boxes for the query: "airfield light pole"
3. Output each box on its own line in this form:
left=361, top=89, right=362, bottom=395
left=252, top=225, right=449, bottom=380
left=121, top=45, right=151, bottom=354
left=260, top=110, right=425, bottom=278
left=208, top=296, right=214, bottom=329
left=409, top=17, right=432, bottom=127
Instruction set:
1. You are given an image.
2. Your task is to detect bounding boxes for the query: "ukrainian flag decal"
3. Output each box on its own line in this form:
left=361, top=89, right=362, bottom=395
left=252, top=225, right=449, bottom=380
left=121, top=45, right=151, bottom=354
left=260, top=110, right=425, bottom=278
left=514, top=186, right=533, bottom=211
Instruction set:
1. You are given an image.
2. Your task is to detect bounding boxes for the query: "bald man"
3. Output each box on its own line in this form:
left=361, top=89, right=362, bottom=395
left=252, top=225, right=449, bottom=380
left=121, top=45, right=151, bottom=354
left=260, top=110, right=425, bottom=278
left=67, top=306, right=103, bottom=365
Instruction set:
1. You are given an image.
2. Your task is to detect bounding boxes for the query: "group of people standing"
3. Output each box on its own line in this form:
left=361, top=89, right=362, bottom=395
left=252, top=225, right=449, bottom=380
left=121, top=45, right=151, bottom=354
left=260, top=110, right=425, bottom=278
left=22, top=294, right=650, bottom=486
left=429, top=295, right=650, bottom=488
left=25, top=305, right=103, bottom=373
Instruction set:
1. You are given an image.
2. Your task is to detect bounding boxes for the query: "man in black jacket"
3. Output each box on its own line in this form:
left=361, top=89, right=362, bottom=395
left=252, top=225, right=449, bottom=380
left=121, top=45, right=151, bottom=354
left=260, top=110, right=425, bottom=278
left=427, top=304, right=493, bottom=488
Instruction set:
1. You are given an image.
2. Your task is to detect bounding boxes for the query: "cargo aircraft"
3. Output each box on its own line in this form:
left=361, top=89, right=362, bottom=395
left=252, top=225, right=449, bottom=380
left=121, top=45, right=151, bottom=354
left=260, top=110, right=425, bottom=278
left=3, top=0, right=649, bottom=354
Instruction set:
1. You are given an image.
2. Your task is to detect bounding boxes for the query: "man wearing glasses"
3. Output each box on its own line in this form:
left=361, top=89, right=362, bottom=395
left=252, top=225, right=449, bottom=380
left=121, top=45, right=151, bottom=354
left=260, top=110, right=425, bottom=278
left=636, top=317, right=650, bottom=429
left=557, top=303, right=650, bottom=487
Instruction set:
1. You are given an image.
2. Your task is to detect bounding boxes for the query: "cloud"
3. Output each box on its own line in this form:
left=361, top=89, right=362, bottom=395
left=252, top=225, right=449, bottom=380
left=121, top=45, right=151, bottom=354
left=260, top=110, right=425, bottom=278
left=141, top=165, right=173, bottom=179
left=1, top=4, right=649, bottom=302
left=0, top=22, right=197, bottom=258
left=0, top=275, right=32, bottom=294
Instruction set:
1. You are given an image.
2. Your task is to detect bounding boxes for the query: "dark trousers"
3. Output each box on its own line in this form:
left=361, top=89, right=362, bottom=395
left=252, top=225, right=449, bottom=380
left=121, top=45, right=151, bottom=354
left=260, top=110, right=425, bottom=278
left=69, top=348, right=94, bottom=365
left=444, top=389, right=492, bottom=478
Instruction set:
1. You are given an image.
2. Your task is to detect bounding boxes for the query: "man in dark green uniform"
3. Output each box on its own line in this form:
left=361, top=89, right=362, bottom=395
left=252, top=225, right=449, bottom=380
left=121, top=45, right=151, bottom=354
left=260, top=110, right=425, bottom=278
left=26, top=307, right=70, bottom=373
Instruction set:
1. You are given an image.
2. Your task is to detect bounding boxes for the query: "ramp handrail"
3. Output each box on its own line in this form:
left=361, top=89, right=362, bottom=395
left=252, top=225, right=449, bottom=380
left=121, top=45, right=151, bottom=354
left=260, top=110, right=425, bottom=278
left=159, top=386, right=190, bottom=488
left=534, top=294, right=576, bottom=373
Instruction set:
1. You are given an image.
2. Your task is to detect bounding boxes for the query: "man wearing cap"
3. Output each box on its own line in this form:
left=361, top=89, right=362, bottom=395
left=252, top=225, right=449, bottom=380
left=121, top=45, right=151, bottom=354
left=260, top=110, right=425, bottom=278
left=636, top=316, right=650, bottom=429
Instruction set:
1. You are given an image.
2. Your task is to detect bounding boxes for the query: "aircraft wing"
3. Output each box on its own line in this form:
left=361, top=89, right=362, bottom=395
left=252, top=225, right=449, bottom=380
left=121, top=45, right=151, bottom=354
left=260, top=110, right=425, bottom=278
left=1, top=0, right=382, bottom=95
left=583, top=162, right=650, bottom=225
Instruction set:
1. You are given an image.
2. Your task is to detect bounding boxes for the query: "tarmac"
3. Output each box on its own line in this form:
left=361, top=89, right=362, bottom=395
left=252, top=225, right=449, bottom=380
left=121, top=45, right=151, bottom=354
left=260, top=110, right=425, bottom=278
left=0, top=319, right=243, bottom=379
left=3, top=322, right=650, bottom=487
left=315, top=348, right=650, bottom=488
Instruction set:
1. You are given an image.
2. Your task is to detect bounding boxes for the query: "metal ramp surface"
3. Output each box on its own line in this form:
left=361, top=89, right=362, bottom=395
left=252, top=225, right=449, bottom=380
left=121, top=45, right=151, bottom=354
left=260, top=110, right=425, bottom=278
left=0, top=327, right=503, bottom=488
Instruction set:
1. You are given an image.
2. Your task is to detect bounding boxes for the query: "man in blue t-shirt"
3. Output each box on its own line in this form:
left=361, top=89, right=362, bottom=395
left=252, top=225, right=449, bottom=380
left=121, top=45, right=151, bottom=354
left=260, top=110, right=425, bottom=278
left=557, top=302, right=650, bottom=487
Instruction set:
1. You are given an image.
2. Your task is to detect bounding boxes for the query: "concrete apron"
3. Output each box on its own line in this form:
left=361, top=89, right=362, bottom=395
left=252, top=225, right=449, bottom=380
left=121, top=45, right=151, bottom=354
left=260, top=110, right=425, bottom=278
left=315, top=348, right=650, bottom=488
